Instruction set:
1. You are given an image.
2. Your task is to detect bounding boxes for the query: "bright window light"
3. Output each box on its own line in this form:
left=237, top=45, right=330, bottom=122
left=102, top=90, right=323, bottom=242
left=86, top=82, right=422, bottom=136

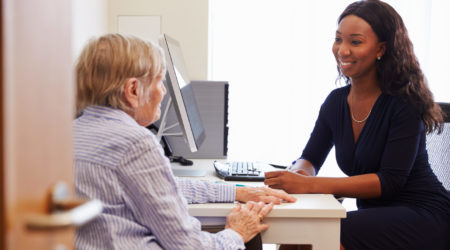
left=209, top=0, right=450, bottom=180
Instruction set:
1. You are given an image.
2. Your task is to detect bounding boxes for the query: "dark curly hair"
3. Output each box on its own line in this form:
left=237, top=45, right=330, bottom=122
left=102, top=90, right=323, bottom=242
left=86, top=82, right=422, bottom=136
left=337, top=0, right=444, bottom=133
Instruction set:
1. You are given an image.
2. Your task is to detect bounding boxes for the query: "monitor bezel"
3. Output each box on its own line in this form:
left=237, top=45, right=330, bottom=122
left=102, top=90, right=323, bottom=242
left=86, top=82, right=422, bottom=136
left=158, top=34, right=205, bottom=152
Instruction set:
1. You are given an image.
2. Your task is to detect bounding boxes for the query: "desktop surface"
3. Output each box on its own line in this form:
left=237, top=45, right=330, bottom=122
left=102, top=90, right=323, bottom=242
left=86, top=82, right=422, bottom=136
left=190, top=194, right=346, bottom=248
left=189, top=193, right=346, bottom=219
left=176, top=159, right=347, bottom=248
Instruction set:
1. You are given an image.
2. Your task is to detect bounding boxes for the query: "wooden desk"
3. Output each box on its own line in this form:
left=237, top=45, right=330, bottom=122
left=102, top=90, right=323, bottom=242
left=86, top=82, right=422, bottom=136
left=173, top=160, right=346, bottom=250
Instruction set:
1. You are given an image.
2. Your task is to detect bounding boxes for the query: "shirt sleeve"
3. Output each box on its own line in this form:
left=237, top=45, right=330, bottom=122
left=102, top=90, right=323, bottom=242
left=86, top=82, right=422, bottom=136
left=375, top=103, right=424, bottom=198
left=116, top=134, right=245, bottom=250
left=300, top=101, right=334, bottom=174
left=176, top=178, right=236, bottom=204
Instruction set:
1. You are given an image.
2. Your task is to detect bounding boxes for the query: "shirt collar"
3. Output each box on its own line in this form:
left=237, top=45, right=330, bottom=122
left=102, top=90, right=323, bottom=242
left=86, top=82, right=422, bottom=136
left=81, top=106, right=139, bottom=127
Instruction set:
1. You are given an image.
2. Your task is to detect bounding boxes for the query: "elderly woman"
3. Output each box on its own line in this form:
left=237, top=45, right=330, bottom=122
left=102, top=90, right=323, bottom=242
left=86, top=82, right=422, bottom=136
left=73, top=34, right=295, bottom=249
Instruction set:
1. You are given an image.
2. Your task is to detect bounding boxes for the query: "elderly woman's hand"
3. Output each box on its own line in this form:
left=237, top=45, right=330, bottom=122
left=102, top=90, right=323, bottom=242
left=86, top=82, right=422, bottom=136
left=235, top=186, right=296, bottom=204
left=225, top=201, right=273, bottom=243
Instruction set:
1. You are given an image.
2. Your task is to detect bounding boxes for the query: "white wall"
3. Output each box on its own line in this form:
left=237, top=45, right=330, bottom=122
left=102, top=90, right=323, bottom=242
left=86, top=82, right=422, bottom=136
left=72, top=0, right=108, bottom=60
left=108, top=0, right=209, bottom=80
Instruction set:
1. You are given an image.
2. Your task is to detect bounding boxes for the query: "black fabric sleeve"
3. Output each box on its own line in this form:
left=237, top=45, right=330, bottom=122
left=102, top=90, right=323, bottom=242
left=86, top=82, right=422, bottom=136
left=300, top=100, right=334, bottom=174
left=375, top=102, right=423, bottom=198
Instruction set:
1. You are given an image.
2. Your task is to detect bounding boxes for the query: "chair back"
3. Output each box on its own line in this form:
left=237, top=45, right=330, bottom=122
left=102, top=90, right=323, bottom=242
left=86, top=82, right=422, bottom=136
left=426, top=102, right=450, bottom=191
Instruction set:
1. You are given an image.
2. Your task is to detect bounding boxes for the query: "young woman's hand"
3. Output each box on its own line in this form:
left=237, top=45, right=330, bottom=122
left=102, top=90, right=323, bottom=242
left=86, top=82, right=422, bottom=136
left=264, top=170, right=313, bottom=194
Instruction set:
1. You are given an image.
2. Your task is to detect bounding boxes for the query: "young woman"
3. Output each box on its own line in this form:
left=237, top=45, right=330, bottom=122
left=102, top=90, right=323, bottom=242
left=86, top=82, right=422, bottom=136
left=264, top=1, right=449, bottom=249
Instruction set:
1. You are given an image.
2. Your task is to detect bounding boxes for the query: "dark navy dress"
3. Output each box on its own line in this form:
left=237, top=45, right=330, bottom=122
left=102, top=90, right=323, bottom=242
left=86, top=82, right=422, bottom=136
left=300, top=85, right=449, bottom=250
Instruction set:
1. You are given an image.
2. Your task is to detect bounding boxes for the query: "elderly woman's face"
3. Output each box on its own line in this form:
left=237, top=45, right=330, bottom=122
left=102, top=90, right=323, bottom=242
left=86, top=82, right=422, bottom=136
left=135, top=73, right=167, bottom=127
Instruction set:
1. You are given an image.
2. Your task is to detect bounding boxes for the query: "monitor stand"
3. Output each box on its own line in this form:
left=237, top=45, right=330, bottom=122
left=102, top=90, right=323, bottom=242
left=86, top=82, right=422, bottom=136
left=146, top=124, right=206, bottom=177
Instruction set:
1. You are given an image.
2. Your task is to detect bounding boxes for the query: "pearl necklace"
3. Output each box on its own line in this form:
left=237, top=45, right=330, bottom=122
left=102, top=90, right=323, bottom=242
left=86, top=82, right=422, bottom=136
left=350, top=92, right=372, bottom=123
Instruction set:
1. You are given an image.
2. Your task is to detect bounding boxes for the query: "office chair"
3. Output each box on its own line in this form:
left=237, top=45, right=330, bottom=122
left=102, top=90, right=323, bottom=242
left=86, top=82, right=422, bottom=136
left=426, top=102, right=450, bottom=191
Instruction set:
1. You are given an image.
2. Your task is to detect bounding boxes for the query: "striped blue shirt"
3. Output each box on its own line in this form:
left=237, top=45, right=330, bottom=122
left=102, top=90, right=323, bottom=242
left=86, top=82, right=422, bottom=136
left=73, top=106, right=245, bottom=249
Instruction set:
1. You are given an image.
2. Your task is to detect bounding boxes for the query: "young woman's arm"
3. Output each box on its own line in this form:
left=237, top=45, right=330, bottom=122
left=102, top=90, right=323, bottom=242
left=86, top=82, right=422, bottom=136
left=265, top=159, right=382, bottom=199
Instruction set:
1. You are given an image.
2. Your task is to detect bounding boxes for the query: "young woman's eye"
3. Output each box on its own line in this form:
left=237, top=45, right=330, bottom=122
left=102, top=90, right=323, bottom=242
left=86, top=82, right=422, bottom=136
left=334, top=37, right=342, bottom=43
left=351, top=40, right=362, bottom=45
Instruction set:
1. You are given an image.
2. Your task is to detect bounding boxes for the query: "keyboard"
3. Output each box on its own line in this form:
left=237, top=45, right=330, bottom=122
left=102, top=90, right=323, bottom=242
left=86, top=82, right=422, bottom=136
left=214, top=161, right=278, bottom=181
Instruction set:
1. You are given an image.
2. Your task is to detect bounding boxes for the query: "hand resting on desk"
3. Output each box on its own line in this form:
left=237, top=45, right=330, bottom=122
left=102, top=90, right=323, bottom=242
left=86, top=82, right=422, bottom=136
left=264, top=170, right=312, bottom=194
left=235, top=186, right=297, bottom=204
left=225, top=201, right=273, bottom=243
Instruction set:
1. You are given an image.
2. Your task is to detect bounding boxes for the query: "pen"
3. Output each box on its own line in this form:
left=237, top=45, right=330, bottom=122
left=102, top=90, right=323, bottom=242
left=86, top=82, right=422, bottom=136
left=269, top=163, right=288, bottom=169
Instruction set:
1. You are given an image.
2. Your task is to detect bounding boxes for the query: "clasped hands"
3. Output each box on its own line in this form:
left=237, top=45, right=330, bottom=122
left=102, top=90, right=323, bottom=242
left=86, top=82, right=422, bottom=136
left=229, top=184, right=297, bottom=242
left=228, top=170, right=311, bottom=243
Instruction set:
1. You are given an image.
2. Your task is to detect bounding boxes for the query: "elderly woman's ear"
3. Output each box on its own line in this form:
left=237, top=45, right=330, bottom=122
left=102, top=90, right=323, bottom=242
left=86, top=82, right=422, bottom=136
left=124, top=77, right=140, bottom=109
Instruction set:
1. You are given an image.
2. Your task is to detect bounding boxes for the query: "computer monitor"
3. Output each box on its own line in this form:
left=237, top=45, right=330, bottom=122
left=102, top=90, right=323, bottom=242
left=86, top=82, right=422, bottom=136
left=158, top=34, right=205, bottom=152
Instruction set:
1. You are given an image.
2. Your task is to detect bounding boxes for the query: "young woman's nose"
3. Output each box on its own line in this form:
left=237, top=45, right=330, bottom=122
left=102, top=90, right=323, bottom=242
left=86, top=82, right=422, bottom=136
left=338, top=43, right=351, bottom=58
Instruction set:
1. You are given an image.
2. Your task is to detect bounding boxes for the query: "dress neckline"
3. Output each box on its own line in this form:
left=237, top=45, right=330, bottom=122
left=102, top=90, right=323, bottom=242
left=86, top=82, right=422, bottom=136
left=344, top=86, right=383, bottom=146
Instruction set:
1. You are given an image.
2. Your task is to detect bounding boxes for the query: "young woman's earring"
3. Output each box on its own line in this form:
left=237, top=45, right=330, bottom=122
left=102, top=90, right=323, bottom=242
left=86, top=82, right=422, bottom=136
left=377, top=56, right=381, bottom=61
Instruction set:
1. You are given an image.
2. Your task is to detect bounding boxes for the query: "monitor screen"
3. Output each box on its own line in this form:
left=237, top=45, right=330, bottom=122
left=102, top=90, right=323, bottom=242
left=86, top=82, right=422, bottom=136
left=158, top=34, right=205, bottom=152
